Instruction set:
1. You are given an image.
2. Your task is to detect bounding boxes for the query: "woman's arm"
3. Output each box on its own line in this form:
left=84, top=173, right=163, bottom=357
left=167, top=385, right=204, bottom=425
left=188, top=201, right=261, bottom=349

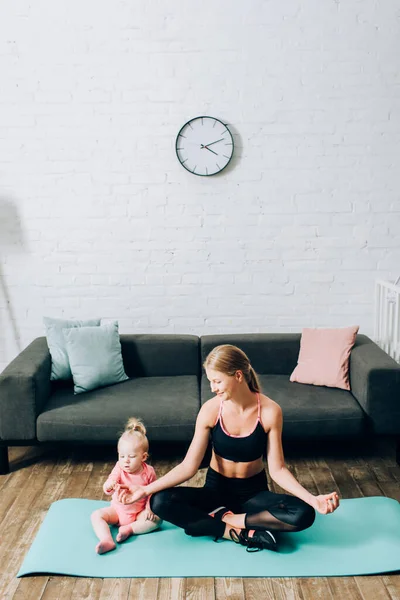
left=266, top=404, right=339, bottom=513
left=147, top=404, right=212, bottom=494
left=118, top=402, right=214, bottom=503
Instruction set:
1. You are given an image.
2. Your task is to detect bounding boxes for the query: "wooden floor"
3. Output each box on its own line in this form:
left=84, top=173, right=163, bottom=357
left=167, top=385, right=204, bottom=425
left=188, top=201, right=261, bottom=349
left=0, top=439, right=399, bottom=600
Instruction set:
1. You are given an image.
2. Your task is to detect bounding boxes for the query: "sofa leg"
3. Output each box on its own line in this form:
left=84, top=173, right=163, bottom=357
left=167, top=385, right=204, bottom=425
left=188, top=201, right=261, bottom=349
left=0, top=446, right=9, bottom=475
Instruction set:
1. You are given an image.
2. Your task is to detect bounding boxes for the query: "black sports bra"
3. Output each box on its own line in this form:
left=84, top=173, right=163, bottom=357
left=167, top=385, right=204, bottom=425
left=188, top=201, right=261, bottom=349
left=211, top=393, right=267, bottom=463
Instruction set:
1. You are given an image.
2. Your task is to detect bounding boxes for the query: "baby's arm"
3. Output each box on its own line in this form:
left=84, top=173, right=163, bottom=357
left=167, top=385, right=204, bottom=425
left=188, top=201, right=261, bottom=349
left=103, top=463, right=121, bottom=495
left=103, top=480, right=117, bottom=494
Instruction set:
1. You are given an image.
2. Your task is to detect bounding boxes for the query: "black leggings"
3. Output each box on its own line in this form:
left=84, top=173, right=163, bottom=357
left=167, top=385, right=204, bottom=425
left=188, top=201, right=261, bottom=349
left=150, top=467, right=316, bottom=539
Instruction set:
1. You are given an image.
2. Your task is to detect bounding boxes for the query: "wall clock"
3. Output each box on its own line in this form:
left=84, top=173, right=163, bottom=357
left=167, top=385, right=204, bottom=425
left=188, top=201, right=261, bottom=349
left=175, top=116, right=234, bottom=176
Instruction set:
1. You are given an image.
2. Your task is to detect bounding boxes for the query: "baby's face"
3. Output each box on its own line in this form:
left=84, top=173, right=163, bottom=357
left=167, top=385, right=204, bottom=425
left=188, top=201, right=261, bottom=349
left=117, top=437, right=147, bottom=474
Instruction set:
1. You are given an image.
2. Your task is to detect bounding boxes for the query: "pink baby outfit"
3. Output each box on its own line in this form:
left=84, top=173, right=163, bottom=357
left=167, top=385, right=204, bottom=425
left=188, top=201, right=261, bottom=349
left=105, top=462, right=157, bottom=526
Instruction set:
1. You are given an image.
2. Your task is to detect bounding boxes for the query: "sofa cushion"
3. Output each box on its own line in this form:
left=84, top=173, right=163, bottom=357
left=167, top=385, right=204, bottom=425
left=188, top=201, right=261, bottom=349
left=200, top=374, right=365, bottom=438
left=290, top=326, right=359, bottom=391
left=120, top=334, right=200, bottom=378
left=37, top=376, right=199, bottom=443
left=44, top=317, right=101, bottom=381
left=63, top=321, right=128, bottom=394
left=200, top=334, right=301, bottom=375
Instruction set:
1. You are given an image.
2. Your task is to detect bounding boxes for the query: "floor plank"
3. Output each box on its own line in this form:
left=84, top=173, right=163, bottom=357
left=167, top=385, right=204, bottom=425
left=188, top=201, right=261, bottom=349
left=355, top=576, right=392, bottom=600
left=359, top=457, right=400, bottom=502
left=157, top=578, right=186, bottom=600
left=382, top=574, right=400, bottom=600
left=186, top=577, right=215, bottom=599
left=328, top=577, right=364, bottom=599
left=324, top=456, right=363, bottom=499
left=244, top=578, right=304, bottom=600
left=299, top=578, right=334, bottom=600
left=305, top=457, right=338, bottom=497
left=290, top=459, right=319, bottom=497
left=215, top=577, right=245, bottom=600
left=127, top=578, right=159, bottom=600
left=69, top=578, right=104, bottom=600
left=40, top=576, right=77, bottom=600
left=243, top=578, right=276, bottom=599
left=8, top=576, right=48, bottom=600
left=267, top=579, right=304, bottom=600
left=0, top=459, right=58, bottom=598
left=98, top=579, right=131, bottom=600
left=346, top=464, right=385, bottom=497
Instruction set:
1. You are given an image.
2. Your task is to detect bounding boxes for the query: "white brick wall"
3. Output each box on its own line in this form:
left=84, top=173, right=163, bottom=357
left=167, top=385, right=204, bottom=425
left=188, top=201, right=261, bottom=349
left=1, top=0, right=400, bottom=370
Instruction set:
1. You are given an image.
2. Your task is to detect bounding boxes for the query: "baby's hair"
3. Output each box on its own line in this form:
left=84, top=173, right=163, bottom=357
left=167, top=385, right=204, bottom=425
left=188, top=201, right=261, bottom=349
left=203, top=344, right=261, bottom=393
left=119, top=417, right=149, bottom=453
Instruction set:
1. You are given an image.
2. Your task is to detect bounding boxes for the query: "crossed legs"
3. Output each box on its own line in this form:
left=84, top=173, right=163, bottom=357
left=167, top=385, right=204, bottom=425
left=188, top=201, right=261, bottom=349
left=214, top=491, right=316, bottom=534
left=150, top=487, right=315, bottom=543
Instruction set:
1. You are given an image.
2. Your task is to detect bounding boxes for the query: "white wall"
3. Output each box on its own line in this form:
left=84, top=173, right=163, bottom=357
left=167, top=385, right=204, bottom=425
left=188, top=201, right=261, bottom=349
left=1, top=0, right=399, bottom=370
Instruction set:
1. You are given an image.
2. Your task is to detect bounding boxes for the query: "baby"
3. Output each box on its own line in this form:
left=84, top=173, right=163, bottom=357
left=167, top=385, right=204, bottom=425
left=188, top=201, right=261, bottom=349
left=91, top=417, right=161, bottom=554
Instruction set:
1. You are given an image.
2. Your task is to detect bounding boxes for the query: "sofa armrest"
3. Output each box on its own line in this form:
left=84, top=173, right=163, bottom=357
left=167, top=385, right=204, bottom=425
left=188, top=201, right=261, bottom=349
left=349, top=338, right=400, bottom=434
left=0, top=337, right=51, bottom=441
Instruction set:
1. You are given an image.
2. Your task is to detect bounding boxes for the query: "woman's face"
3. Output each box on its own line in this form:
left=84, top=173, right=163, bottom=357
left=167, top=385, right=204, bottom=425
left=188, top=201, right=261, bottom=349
left=206, top=368, right=239, bottom=400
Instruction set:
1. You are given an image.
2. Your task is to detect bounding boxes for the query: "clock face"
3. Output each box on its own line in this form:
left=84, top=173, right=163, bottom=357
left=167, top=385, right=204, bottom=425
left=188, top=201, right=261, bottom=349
left=175, top=116, right=234, bottom=176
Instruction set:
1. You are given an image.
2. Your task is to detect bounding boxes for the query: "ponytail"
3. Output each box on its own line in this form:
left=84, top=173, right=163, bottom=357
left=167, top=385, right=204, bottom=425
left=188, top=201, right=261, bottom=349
left=204, top=344, right=261, bottom=393
left=119, top=417, right=149, bottom=452
left=124, top=417, right=146, bottom=436
left=247, top=366, right=261, bottom=393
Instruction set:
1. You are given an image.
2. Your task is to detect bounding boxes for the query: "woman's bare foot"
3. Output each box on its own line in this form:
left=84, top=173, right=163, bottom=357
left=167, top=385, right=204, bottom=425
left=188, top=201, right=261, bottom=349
left=222, top=513, right=245, bottom=528
left=209, top=507, right=246, bottom=529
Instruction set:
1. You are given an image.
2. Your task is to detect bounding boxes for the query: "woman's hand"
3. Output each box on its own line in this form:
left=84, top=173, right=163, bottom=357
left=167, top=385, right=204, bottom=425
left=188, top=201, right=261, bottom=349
left=117, top=484, right=148, bottom=505
left=143, top=509, right=157, bottom=522
left=313, top=492, right=340, bottom=514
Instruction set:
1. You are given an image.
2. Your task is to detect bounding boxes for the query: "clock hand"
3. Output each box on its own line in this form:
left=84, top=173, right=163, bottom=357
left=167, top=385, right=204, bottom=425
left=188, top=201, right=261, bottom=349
left=205, top=146, right=218, bottom=156
left=200, top=144, right=218, bottom=156
left=204, top=138, right=225, bottom=147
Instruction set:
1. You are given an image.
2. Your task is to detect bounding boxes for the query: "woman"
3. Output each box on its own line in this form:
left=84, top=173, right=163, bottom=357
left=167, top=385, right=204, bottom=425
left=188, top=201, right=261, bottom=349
left=118, top=344, right=340, bottom=552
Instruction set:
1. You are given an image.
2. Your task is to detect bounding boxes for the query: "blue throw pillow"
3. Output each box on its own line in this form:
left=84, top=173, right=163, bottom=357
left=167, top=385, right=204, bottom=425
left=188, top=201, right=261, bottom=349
left=63, top=321, right=129, bottom=394
left=44, top=317, right=101, bottom=380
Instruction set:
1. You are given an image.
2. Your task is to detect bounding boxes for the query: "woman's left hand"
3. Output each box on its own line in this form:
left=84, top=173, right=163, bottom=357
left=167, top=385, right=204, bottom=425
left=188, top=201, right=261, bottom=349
left=313, top=492, right=340, bottom=514
left=117, top=484, right=147, bottom=504
left=144, top=509, right=156, bottom=522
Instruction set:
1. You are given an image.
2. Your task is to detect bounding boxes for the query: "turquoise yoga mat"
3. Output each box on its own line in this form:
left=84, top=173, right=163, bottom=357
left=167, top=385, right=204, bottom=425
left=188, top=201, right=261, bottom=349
left=18, top=497, right=400, bottom=578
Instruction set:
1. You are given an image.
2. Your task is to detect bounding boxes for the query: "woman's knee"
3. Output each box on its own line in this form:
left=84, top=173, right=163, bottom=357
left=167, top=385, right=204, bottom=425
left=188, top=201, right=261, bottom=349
left=276, top=498, right=316, bottom=531
left=293, top=502, right=315, bottom=531
left=267, top=496, right=316, bottom=531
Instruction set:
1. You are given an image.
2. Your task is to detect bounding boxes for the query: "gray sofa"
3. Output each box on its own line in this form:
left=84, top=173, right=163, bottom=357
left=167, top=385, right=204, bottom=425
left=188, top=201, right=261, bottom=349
left=1, top=333, right=400, bottom=474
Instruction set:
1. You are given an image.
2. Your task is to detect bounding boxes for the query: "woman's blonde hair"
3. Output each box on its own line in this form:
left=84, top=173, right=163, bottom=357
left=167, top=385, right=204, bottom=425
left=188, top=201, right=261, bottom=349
left=119, top=417, right=149, bottom=452
left=203, top=344, right=261, bottom=393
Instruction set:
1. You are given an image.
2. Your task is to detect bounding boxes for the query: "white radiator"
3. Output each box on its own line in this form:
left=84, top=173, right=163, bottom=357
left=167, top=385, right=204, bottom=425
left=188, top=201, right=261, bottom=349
left=374, top=279, right=400, bottom=363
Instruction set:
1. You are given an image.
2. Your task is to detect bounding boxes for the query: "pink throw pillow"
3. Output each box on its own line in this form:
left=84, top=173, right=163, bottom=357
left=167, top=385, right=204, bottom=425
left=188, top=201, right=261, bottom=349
left=290, top=326, right=359, bottom=390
